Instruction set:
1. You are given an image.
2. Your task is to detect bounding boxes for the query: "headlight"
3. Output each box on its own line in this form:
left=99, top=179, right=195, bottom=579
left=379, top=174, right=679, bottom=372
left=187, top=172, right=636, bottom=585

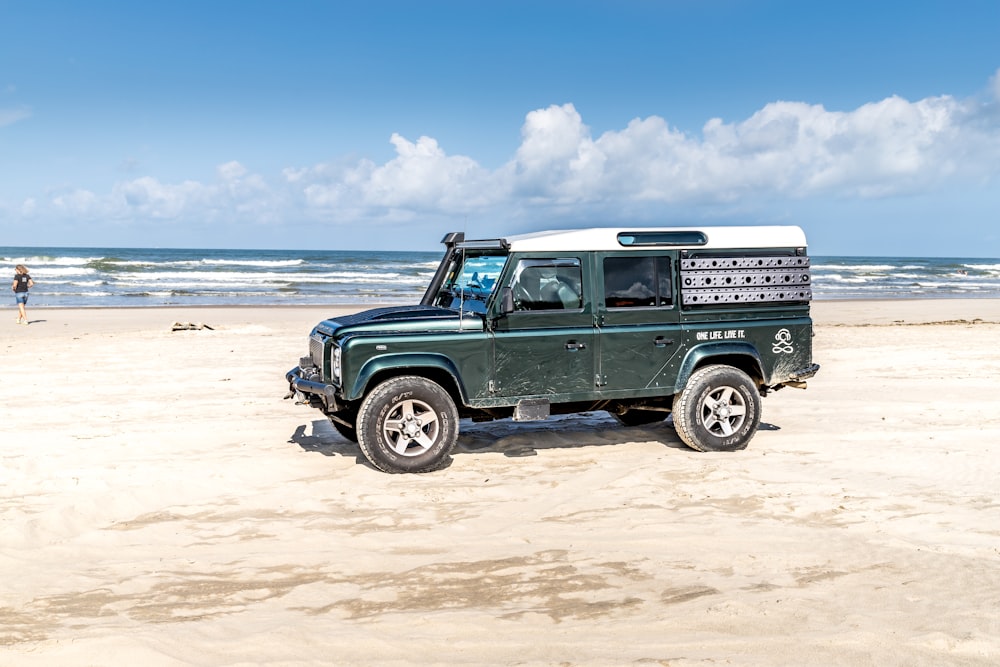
left=332, top=345, right=342, bottom=381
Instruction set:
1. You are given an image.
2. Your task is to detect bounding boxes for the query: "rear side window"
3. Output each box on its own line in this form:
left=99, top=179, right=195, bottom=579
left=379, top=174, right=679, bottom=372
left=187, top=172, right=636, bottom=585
left=603, top=256, right=673, bottom=308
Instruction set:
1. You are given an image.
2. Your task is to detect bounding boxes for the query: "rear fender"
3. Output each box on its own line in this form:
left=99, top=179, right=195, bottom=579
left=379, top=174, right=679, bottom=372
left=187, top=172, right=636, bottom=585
left=674, top=343, right=765, bottom=393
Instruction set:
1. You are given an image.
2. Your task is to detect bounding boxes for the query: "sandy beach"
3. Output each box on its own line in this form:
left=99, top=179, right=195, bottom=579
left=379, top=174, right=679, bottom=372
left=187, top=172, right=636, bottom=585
left=3, top=299, right=1000, bottom=666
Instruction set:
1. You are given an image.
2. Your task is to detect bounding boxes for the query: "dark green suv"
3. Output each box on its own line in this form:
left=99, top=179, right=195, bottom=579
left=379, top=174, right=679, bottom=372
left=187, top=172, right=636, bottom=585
left=286, top=226, right=819, bottom=473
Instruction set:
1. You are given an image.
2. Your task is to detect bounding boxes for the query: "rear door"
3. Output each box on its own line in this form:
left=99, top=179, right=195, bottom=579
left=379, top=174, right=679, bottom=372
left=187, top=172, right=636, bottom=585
left=596, top=252, right=683, bottom=395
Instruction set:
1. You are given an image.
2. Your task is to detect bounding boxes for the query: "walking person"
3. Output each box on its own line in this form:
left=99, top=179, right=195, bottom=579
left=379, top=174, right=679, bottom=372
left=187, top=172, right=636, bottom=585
left=12, top=264, right=34, bottom=325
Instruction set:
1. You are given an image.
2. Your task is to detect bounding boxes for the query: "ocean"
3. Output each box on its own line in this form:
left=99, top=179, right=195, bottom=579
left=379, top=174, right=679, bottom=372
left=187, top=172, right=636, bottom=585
left=3, top=246, right=1000, bottom=308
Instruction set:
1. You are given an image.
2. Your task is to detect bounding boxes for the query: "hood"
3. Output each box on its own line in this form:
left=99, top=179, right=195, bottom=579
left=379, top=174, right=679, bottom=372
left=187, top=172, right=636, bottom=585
left=314, top=305, right=482, bottom=337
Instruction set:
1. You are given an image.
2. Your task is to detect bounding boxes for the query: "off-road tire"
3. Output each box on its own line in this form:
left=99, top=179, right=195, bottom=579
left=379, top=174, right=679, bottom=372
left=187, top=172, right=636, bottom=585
left=329, top=412, right=358, bottom=443
left=356, top=375, right=459, bottom=473
left=673, top=364, right=761, bottom=452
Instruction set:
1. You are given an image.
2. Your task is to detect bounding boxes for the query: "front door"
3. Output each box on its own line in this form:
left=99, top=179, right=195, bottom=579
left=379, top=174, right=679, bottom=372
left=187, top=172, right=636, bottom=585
left=491, top=257, right=597, bottom=401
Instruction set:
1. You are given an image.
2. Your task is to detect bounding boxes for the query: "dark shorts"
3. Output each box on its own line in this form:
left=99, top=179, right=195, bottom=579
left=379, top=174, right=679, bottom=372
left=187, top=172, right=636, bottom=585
left=15, top=292, right=28, bottom=305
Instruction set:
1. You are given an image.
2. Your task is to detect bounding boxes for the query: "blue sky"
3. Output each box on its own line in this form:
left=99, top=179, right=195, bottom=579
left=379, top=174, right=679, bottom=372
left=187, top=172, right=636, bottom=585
left=2, top=0, right=1000, bottom=256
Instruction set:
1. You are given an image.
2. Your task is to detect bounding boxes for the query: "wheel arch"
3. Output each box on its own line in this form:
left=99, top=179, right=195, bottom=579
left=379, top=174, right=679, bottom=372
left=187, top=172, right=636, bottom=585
left=349, top=353, right=468, bottom=406
left=674, top=343, right=765, bottom=392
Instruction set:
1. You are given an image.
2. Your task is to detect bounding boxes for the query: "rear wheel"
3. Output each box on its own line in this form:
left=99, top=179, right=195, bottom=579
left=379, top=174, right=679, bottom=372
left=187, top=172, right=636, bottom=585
left=356, top=376, right=459, bottom=473
left=673, top=365, right=761, bottom=452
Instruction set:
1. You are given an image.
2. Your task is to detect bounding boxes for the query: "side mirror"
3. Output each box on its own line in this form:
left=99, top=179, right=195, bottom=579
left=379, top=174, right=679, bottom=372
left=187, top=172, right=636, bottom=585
left=500, top=287, right=514, bottom=314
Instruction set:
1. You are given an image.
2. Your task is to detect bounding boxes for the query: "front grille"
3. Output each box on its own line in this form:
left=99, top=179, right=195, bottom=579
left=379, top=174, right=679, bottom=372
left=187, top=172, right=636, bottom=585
left=309, top=335, right=325, bottom=369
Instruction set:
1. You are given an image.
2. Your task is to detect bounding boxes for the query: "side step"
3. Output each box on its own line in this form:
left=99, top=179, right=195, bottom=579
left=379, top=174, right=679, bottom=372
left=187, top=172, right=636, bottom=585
left=513, top=398, right=550, bottom=421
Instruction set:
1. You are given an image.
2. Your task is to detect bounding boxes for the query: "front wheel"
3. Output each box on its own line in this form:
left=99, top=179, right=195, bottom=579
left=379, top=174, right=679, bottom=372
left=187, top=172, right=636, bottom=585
left=356, top=376, right=459, bottom=473
left=673, top=365, right=761, bottom=452
left=329, top=411, right=358, bottom=443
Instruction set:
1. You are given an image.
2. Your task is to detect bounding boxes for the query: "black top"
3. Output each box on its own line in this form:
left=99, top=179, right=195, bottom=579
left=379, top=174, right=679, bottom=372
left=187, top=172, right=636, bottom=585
left=13, top=273, right=31, bottom=292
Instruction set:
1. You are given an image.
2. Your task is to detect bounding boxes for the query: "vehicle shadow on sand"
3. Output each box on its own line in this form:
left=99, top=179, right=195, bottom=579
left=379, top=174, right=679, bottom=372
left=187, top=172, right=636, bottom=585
left=457, top=413, right=689, bottom=458
left=289, top=415, right=783, bottom=468
left=288, top=421, right=361, bottom=459
left=289, top=414, right=700, bottom=460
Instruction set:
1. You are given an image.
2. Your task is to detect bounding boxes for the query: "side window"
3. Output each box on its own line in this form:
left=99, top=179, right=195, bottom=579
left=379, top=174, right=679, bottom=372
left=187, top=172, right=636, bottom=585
left=510, top=258, right=583, bottom=311
left=604, top=256, right=673, bottom=308
left=656, top=256, right=673, bottom=306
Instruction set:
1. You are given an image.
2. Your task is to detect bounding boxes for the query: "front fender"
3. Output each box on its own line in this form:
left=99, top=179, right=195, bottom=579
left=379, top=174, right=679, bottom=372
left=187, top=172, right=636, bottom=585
left=349, top=353, right=468, bottom=403
left=674, top=342, right=765, bottom=393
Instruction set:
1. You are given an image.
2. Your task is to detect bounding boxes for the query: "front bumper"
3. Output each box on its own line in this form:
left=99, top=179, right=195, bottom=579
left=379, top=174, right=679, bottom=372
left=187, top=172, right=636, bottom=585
left=285, top=364, right=342, bottom=412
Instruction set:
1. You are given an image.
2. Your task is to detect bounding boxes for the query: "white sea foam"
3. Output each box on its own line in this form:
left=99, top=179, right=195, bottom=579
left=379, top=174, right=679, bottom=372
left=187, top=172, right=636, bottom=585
left=109, top=270, right=430, bottom=285
left=10, top=247, right=1000, bottom=307
left=3, top=256, right=98, bottom=267
left=812, top=263, right=898, bottom=272
left=199, top=259, right=306, bottom=267
left=824, top=273, right=869, bottom=284
left=31, top=266, right=98, bottom=277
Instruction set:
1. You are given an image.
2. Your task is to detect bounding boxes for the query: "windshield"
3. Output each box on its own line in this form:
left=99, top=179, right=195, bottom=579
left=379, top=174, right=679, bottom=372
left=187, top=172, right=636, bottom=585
left=436, top=251, right=508, bottom=314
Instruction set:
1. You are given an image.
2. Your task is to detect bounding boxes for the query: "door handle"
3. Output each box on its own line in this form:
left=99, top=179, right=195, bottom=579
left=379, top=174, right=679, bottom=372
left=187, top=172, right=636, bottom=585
left=653, top=336, right=673, bottom=348
left=565, top=340, right=587, bottom=351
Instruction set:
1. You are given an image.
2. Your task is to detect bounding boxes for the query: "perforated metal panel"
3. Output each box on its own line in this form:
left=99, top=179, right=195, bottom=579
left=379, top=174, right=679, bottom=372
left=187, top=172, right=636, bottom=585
left=680, top=255, right=812, bottom=306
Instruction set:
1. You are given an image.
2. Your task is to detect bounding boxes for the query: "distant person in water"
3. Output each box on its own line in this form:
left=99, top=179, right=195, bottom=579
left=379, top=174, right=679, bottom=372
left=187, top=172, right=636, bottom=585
left=12, top=264, right=34, bottom=325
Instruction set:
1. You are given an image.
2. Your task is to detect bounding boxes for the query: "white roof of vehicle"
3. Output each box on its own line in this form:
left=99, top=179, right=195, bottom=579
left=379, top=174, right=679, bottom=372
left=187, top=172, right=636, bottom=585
left=501, top=226, right=807, bottom=252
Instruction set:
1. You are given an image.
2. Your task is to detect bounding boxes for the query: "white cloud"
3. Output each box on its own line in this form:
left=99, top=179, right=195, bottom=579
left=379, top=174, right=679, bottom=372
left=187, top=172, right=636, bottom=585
left=43, top=162, right=277, bottom=225
left=363, top=134, right=493, bottom=210
left=497, top=95, right=975, bottom=205
left=112, top=177, right=210, bottom=219
left=218, top=160, right=248, bottom=181
left=291, top=134, right=494, bottom=218
left=22, top=72, right=1000, bottom=233
left=0, top=106, right=31, bottom=127
left=51, top=188, right=102, bottom=215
